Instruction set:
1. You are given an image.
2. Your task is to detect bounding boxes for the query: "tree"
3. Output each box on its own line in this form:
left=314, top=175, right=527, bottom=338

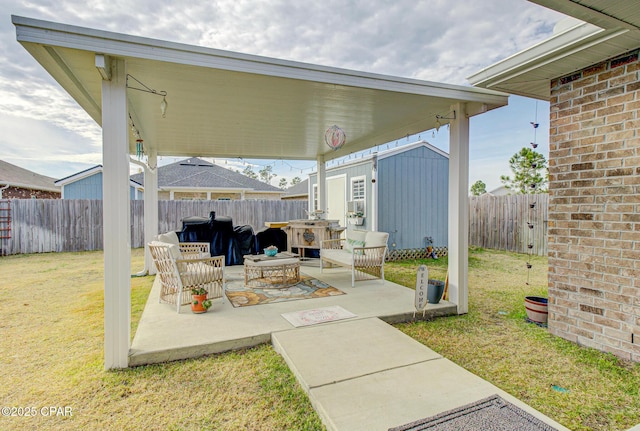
left=500, top=147, right=548, bottom=194
left=242, top=165, right=258, bottom=180
left=470, top=180, right=487, bottom=196
left=291, top=177, right=301, bottom=186
left=259, top=165, right=277, bottom=184
left=278, top=178, right=288, bottom=189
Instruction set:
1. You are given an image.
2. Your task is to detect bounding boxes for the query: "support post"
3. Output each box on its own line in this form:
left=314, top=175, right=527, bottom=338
left=102, top=57, right=131, bottom=369
left=144, top=150, right=158, bottom=275
left=448, top=102, right=470, bottom=314
left=317, top=154, right=326, bottom=216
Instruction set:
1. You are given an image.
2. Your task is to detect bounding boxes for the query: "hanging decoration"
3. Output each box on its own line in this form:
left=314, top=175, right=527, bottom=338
left=136, top=139, right=144, bottom=159
left=525, top=102, right=540, bottom=285
left=324, top=125, right=346, bottom=151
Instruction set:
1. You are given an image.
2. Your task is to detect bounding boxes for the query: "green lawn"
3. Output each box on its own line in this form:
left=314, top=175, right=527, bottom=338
left=0, top=248, right=638, bottom=430
left=387, top=248, right=640, bottom=431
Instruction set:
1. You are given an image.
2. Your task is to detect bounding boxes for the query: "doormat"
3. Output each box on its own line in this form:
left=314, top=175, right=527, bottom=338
left=388, top=395, right=559, bottom=431
left=281, top=305, right=357, bottom=327
left=225, top=276, right=345, bottom=308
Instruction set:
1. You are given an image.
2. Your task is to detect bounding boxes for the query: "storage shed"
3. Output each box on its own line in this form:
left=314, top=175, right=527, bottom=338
left=309, top=141, right=448, bottom=258
left=55, top=165, right=144, bottom=200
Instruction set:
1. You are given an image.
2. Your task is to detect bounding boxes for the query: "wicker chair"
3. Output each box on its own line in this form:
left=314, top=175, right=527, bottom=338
left=148, top=241, right=225, bottom=313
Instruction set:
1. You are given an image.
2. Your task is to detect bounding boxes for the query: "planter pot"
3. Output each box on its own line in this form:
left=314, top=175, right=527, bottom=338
left=524, top=296, right=548, bottom=325
left=191, top=294, right=209, bottom=314
left=427, top=280, right=445, bottom=304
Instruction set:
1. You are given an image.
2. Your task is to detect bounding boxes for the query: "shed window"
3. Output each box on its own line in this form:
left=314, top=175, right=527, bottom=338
left=351, top=177, right=365, bottom=201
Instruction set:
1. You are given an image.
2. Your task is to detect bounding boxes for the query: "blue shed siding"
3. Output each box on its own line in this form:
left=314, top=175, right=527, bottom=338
left=378, top=146, right=448, bottom=251
left=64, top=172, right=104, bottom=199
left=63, top=172, right=142, bottom=200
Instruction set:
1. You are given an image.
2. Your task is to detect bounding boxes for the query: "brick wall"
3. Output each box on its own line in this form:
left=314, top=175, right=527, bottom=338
left=2, top=187, right=60, bottom=199
left=548, top=49, right=640, bottom=361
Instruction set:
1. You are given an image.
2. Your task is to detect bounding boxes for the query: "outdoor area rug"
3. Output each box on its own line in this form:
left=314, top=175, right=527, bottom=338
left=281, top=305, right=357, bottom=327
left=225, top=275, right=345, bottom=308
left=389, top=394, right=559, bottom=431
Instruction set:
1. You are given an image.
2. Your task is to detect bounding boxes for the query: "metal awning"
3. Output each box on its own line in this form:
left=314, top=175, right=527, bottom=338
left=13, top=15, right=507, bottom=161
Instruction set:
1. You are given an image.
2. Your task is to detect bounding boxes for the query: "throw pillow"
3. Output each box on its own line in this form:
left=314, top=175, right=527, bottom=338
left=345, top=238, right=365, bottom=254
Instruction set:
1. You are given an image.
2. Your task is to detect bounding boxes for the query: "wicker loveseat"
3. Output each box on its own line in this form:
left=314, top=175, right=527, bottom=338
left=320, top=230, right=389, bottom=287
left=148, top=232, right=225, bottom=313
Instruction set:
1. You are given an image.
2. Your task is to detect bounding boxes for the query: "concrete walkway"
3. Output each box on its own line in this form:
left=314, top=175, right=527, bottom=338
left=273, top=317, right=571, bottom=431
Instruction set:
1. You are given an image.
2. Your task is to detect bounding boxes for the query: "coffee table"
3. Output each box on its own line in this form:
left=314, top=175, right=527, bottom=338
left=243, top=252, right=301, bottom=288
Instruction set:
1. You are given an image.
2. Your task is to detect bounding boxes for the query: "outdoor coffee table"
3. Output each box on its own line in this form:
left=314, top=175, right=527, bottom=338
left=243, top=252, right=301, bottom=288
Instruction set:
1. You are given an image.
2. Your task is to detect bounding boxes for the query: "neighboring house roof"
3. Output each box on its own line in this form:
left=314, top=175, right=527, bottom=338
left=55, top=164, right=143, bottom=188
left=487, top=186, right=511, bottom=196
left=283, top=179, right=309, bottom=198
left=0, top=159, right=60, bottom=193
left=131, top=158, right=283, bottom=193
left=468, top=1, right=640, bottom=99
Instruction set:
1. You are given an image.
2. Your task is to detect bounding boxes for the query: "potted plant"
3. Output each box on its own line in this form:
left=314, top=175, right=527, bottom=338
left=191, top=287, right=212, bottom=314
left=347, top=211, right=365, bottom=225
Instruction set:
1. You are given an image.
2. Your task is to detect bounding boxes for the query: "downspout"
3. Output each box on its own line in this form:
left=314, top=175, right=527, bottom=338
left=371, top=153, right=378, bottom=231
left=129, top=157, right=155, bottom=276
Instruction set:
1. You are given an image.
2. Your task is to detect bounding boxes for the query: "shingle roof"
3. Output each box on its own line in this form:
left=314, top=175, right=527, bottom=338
left=0, top=159, right=60, bottom=192
left=131, top=158, right=282, bottom=192
left=283, top=179, right=309, bottom=197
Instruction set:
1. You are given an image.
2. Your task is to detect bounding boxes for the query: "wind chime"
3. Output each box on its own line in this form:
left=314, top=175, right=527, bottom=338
left=526, top=103, right=539, bottom=285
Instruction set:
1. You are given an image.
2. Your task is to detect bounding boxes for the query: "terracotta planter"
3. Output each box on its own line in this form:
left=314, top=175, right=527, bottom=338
left=191, top=294, right=209, bottom=314
left=524, top=296, right=548, bottom=325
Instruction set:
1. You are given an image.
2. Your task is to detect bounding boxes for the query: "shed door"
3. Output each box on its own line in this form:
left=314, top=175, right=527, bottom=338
left=326, top=175, right=346, bottom=227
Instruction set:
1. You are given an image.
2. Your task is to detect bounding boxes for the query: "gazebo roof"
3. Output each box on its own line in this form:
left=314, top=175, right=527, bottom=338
left=13, top=15, right=508, bottom=162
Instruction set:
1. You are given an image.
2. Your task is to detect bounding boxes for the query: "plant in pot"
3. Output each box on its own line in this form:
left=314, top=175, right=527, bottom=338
left=191, top=287, right=212, bottom=314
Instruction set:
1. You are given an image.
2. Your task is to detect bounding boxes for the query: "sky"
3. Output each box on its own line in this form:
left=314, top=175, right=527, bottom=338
left=0, top=0, right=566, bottom=192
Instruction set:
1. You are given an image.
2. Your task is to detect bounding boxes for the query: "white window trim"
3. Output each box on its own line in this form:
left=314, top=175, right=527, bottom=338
left=350, top=175, right=366, bottom=216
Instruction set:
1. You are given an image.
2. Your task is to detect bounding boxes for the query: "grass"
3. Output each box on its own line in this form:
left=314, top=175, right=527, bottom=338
left=386, top=247, right=640, bottom=431
left=1, top=248, right=639, bottom=430
left=0, top=249, right=323, bottom=431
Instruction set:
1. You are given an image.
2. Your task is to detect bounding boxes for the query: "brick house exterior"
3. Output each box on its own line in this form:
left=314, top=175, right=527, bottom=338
left=547, top=50, right=640, bottom=361
left=468, top=5, right=640, bottom=362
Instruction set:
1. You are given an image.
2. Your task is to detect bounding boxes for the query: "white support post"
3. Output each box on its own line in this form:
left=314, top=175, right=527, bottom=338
left=448, top=102, right=470, bottom=315
left=317, top=154, right=326, bottom=216
left=144, top=150, right=158, bottom=275
left=102, top=57, right=131, bottom=369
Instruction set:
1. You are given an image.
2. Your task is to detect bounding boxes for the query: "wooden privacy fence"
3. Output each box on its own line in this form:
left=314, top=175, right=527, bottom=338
left=469, top=193, right=548, bottom=256
left=2, top=196, right=548, bottom=256
left=2, top=199, right=307, bottom=255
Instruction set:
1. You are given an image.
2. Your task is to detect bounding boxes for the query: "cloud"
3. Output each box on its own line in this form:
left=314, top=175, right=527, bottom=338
left=0, top=0, right=564, bottom=180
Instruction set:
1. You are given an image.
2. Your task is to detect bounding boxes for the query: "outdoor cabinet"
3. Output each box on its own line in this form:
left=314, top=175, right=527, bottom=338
left=283, top=219, right=345, bottom=258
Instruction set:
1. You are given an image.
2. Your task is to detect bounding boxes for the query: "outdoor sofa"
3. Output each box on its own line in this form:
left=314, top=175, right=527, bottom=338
left=320, top=230, right=389, bottom=287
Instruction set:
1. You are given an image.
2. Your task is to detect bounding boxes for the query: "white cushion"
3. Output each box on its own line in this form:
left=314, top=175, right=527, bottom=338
left=157, top=231, right=180, bottom=246
left=167, top=243, right=182, bottom=260
left=365, top=231, right=389, bottom=248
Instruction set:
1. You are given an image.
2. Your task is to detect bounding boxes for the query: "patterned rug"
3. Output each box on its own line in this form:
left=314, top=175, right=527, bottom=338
left=225, top=275, right=346, bottom=308
left=388, top=395, right=559, bottom=431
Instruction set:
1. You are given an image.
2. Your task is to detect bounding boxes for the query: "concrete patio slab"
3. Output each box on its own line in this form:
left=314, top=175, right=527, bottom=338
left=274, top=317, right=571, bottom=431
left=129, top=262, right=456, bottom=366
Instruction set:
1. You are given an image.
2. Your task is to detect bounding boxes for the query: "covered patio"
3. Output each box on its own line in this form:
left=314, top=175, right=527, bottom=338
left=129, top=263, right=456, bottom=366
left=13, top=15, right=509, bottom=370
